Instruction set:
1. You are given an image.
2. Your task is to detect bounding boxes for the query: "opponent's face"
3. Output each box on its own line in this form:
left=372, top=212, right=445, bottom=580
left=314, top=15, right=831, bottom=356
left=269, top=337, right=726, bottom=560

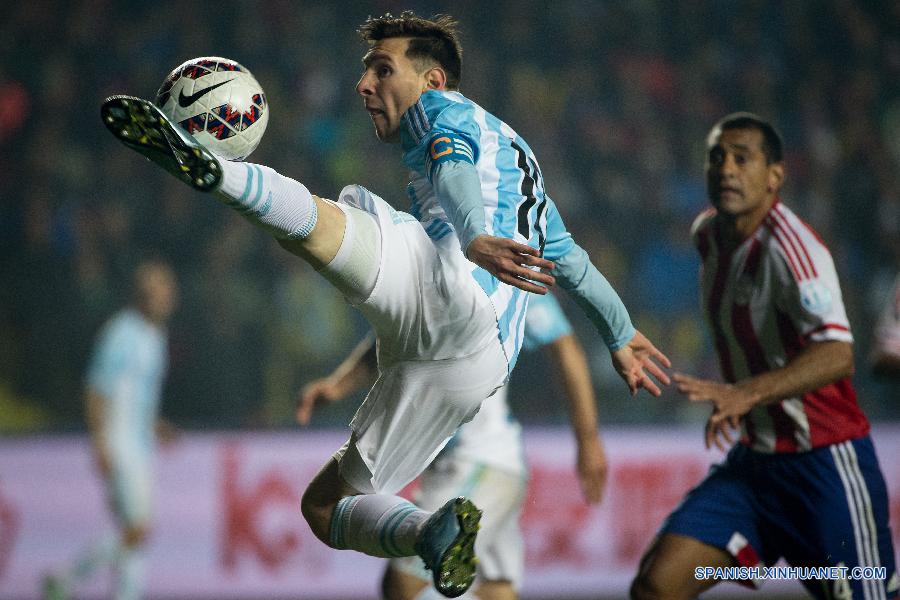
left=706, top=127, right=783, bottom=219
left=356, top=37, right=431, bottom=143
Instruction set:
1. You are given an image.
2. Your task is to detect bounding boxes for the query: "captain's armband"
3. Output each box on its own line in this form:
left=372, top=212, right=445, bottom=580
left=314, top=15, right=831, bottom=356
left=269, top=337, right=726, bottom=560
left=425, top=133, right=475, bottom=177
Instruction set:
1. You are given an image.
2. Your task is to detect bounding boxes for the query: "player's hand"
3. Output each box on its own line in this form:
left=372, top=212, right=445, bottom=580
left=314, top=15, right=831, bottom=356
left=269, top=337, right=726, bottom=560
left=465, top=234, right=555, bottom=294
left=610, top=330, right=672, bottom=396
left=673, top=372, right=753, bottom=451
left=575, top=435, right=607, bottom=504
left=296, top=378, right=343, bottom=425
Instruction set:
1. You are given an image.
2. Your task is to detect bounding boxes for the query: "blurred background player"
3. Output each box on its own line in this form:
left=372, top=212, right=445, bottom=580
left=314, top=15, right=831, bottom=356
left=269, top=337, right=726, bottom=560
left=631, top=113, right=898, bottom=600
left=101, top=10, right=669, bottom=598
left=871, top=274, right=900, bottom=377
left=297, top=291, right=607, bottom=600
left=43, top=260, right=179, bottom=600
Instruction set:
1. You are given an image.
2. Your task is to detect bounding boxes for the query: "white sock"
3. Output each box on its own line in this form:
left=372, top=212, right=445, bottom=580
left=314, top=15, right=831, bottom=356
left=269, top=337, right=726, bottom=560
left=215, top=160, right=318, bottom=239
left=329, top=494, right=429, bottom=557
left=113, top=545, right=144, bottom=600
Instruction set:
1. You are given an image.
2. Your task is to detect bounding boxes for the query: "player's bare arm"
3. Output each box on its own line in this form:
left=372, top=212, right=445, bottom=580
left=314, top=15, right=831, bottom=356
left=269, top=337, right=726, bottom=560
left=545, top=333, right=607, bottom=504
left=675, top=340, right=853, bottom=450
left=296, top=335, right=377, bottom=425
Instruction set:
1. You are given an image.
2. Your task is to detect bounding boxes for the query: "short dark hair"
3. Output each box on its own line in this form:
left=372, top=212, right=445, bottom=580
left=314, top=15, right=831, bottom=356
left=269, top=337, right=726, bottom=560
left=710, top=112, right=784, bottom=164
left=358, top=11, right=463, bottom=89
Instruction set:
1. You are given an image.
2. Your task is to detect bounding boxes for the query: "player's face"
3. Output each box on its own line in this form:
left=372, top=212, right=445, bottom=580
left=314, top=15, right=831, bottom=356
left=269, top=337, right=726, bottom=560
left=356, top=37, right=430, bottom=143
left=706, top=127, right=783, bottom=219
left=141, top=266, right=179, bottom=323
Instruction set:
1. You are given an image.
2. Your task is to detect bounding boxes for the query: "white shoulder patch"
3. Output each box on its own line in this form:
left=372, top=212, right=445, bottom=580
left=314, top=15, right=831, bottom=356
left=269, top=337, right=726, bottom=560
left=799, top=279, right=833, bottom=316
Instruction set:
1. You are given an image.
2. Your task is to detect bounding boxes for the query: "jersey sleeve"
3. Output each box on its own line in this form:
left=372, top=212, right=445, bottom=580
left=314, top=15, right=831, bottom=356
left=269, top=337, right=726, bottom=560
left=538, top=198, right=634, bottom=350
left=522, top=292, right=573, bottom=351
left=773, top=239, right=854, bottom=344
left=402, top=91, right=481, bottom=181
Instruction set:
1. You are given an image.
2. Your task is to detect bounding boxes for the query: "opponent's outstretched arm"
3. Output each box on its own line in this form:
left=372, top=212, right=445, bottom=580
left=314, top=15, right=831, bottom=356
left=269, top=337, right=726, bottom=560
left=543, top=333, right=607, bottom=504
left=675, top=340, right=853, bottom=451
left=296, top=334, right=377, bottom=425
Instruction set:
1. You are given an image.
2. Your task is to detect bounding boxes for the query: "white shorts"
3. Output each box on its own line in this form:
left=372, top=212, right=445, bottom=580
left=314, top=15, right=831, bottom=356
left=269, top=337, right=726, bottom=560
left=389, top=457, right=528, bottom=587
left=337, top=185, right=500, bottom=364
left=339, top=338, right=508, bottom=494
left=332, top=185, right=508, bottom=494
left=109, top=453, right=153, bottom=528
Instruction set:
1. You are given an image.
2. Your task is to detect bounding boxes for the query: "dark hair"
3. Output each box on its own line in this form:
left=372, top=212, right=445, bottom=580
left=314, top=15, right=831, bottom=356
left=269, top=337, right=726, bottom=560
left=711, top=112, right=784, bottom=164
left=358, top=11, right=463, bottom=89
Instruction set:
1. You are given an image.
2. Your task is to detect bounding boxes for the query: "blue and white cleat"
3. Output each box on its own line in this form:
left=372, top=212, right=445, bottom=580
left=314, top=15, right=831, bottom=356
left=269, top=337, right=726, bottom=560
left=414, top=496, right=482, bottom=598
left=100, top=95, right=221, bottom=192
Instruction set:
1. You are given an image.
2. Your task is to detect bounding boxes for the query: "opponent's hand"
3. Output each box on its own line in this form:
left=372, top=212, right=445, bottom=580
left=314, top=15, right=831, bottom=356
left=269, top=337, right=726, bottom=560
left=466, top=234, right=555, bottom=294
left=610, top=330, right=672, bottom=396
left=576, top=435, right=607, bottom=504
left=296, top=378, right=342, bottom=425
left=674, top=372, right=753, bottom=451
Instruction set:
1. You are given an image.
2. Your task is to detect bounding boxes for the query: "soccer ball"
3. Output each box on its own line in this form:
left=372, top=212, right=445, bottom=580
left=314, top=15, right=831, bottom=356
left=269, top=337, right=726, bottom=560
left=155, top=57, right=268, bottom=161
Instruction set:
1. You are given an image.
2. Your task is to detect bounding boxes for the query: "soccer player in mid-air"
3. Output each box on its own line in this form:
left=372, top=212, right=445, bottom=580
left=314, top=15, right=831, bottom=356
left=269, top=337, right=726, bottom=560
left=630, top=113, right=898, bottom=600
left=100, top=12, right=670, bottom=598
left=43, top=261, right=178, bottom=600
left=298, top=291, right=608, bottom=600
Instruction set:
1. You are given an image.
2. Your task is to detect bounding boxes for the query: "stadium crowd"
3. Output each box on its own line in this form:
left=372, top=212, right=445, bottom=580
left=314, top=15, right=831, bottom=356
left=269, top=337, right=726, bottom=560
left=1, top=0, right=898, bottom=430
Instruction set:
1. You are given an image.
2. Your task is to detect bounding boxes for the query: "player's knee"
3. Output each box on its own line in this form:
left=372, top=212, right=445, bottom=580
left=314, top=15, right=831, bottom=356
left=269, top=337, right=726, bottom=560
left=299, top=484, right=332, bottom=544
left=122, top=523, right=149, bottom=548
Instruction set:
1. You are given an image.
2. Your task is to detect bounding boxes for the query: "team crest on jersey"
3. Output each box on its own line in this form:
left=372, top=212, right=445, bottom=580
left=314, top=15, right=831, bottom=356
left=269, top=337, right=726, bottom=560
left=733, top=274, right=755, bottom=305
left=799, top=280, right=833, bottom=316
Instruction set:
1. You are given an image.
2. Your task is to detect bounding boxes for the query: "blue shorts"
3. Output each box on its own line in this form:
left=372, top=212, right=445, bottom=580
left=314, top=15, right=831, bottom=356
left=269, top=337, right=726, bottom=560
left=662, top=436, right=898, bottom=599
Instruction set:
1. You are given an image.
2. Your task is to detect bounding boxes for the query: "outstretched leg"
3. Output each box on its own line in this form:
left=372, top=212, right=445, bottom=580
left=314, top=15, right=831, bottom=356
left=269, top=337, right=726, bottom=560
left=101, top=95, right=346, bottom=268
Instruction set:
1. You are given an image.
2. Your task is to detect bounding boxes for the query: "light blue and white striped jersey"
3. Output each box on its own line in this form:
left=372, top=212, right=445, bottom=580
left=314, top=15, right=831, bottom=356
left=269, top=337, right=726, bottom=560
left=401, top=90, right=579, bottom=371
left=522, top=291, right=573, bottom=351
left=86, top=309, right=168, bottom=455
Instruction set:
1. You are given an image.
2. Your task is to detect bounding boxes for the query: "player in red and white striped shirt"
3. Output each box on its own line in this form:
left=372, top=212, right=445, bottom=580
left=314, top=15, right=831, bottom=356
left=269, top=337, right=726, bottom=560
left=632, top=113, right=897, bottom=600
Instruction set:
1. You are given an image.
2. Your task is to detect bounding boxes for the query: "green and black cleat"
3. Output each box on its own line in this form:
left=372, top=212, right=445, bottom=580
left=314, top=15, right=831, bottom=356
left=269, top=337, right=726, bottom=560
left=414, top=496, right=482, bottom=598
left=100, top=95, right=221, bottom=192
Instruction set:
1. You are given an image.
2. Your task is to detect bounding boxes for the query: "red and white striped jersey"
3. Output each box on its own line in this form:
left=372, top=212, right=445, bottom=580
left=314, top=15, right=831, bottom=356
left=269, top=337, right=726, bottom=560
left=691, top=200, right=869, bottom=453
left=873, top=275, right=900, bottom=363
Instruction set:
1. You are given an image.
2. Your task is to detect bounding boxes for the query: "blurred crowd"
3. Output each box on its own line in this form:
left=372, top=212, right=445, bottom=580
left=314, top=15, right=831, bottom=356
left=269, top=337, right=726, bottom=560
left=1, top=0, right=898, bottom=431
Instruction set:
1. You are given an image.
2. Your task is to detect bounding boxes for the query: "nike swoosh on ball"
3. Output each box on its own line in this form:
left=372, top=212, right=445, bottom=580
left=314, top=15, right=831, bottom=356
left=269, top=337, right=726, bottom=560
left=178, top=79, right=233, bottom=107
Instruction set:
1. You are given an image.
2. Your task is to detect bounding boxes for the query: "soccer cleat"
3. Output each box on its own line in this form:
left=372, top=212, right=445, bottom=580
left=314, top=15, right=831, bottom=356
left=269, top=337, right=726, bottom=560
left=414, top=497, right=482, bottom=598
left=41, top=575, right=66, bottom=600
left=100, top=95, right=222, bottom=192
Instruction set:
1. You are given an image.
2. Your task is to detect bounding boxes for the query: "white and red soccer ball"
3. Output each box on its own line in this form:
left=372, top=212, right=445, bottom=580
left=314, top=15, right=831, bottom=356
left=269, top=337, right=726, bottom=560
left=155, top=56, right=268, bottom=161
